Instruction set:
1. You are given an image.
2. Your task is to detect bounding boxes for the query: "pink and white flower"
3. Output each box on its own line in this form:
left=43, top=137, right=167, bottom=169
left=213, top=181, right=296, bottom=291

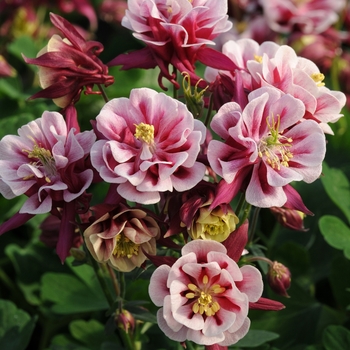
left=109, top=0, right=234, bottom=88
left=207, top=87, right=326, bottom=208
left=148, top=239, right=263, bottom=346
left=259, top=0, right=346, bottom=34
left=205, top=38, right=346, bottom=133
left=90, top=87, right=206, bottom=204
left=0, top=111, right=95, bottom=214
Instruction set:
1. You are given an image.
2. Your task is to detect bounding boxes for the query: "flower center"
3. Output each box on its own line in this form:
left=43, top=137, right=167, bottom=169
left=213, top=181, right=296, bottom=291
left=204, top=221, right=225, bottom=236
left=113, top=234, right=139, bottom=258
left=22, top=141, right=57, bottom=182
left=254, top=54, right=263, bottom=63
left=134, top=122, right=154, bottom=144
left=258, top=114, right=293, bottom=170
left=185, top=274, right=226, bottom=317
left=310, top=72, right=325, bottom=87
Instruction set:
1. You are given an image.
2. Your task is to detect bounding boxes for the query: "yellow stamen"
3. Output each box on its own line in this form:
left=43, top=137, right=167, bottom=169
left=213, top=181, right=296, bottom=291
left=134, top=122, right=154, bottom=144
left=254, top=54, right=263, bottom=63
left=185, top=281, right=224, bottom=317
left=258, top=114, right=294, bottom=170
left=113, top=234, right=139, bottom=258
left=22, top=140, right=57, bottom=180
left=311, top=72, right=325, bottom=87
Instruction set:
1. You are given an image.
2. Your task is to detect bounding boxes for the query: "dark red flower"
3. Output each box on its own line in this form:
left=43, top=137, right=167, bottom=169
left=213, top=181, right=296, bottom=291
left=23, top=13, right=114, bottom=108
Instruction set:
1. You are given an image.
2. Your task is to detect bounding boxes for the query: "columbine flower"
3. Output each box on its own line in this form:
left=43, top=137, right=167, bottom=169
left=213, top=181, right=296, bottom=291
left=108, top=0, right=235, bottom=88
left=205, top=38, right=346, bottom=133
left=0, top=110, right=95, bottom=261
left=84, top=203, right=160, bottom=272
left=148, top=239, right=263, bottom=346
left=166, top=181, right=239, bottom=242
left=207, top=86, right=326, bottom=208
left=0, top=110, right=95, bottom=213
left=90, top=87, right=207, bottom=205
left=260, top=0, right=346, bottom=34
left=23, top=13, right=114, bottom=108
left=246, top=40, right=346, bottom=133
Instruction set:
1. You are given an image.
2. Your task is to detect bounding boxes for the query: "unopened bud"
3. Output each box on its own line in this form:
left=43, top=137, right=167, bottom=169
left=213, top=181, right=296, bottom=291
left=69, top=247, right=86, bottom=261
left=267, top=261, right=291, bottom=298
left=116, top=309, right=135, bottom=334
left=270, top=207, right=307, bottom=231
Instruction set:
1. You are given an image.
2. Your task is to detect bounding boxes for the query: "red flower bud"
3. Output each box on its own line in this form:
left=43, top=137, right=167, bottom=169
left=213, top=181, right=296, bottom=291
left=267, top=261, right=291, bottom=298
left=115, top=309, right=135, bottom=334
left=270, top=206, right=308, bottom=231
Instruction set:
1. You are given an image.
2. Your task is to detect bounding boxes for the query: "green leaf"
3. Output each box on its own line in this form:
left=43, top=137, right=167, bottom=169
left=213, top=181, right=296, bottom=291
left=329, top=255, right=350, bottom=309
left=69, top=319, right=119, bottom=349
left=323, top=325, right=350, bottom=350
left=0, top=299, right=37, bottom=350
left=5, top=241, right=68, bottom=306
left=0, top=78, right=25, bottom=99
left=7, top=35, right=41, bottom=62
left=319, top=215, right=350, bottom=259
left=41, top=272, right=109, bottom=314
left=234, top=330, right=279, bottom=347
left=321, top=163, right=350, bottom=224
left=0, top=113, right=35, bottom=140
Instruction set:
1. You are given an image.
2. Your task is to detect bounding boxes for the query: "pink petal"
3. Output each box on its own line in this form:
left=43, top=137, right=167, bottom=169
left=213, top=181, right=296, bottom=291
left=149, top=265, right=171, bottom=307
left=236, top=265, right=263, bottom=303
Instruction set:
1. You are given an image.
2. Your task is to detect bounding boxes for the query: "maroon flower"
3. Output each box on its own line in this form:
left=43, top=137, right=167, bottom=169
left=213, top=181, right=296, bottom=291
left=23, top=13, right=114, bottom=108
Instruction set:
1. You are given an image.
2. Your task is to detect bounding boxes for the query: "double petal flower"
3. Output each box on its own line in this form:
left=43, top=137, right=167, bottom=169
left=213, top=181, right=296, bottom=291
left=149, top=239, right=263, bottom=346
left=0, top=111, right=96, bottom=261
left=208, top=87, right=326, bottom=208
left=109, top=0, right=235, bottom=88
left=90, top=87, right=207, bottom=204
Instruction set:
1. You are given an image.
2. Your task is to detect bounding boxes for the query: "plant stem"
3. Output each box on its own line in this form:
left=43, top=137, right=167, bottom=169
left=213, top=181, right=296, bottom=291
left=235, top=192, right=246, bottom=217
left=88, top=252, right=115, bottom=308
left=98, top=84, right=109, bottom=103
left=107, top=263, right=121, bottom=299
left=119, top=329, right=135, bottom=350
left=204, top=93, right=214, bottom=127
left=248, top=206, right=261, bottom=242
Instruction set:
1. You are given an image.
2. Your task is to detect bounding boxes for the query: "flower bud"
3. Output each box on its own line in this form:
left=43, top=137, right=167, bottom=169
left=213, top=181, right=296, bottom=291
left=115, top=309, right=135, bottom=334
left=69, top=247, right=87, bottom=262
left=270, top=206, right=308, bottom=231
left=267, top=261, right=291, bottom=298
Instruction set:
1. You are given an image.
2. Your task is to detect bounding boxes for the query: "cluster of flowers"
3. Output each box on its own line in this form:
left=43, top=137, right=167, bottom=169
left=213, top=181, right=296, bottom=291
left=0, top=0, right=346, bottom=348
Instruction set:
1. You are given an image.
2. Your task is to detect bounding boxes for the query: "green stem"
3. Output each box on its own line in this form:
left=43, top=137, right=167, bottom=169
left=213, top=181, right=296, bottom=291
left=119, top=329, right=135, bottom=350
left=248, top=206, right=261, bottom=242
left=107, top=264, right=121, bottom=299
left=98, top=84, right=109, bottom=103
left=204, top=92, right=214, bottom=127
left=240, top=203, right=252, bottom=224
left=235, top=192, right=246, bottom=218
left=88, top=252, right=115, bottom=308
